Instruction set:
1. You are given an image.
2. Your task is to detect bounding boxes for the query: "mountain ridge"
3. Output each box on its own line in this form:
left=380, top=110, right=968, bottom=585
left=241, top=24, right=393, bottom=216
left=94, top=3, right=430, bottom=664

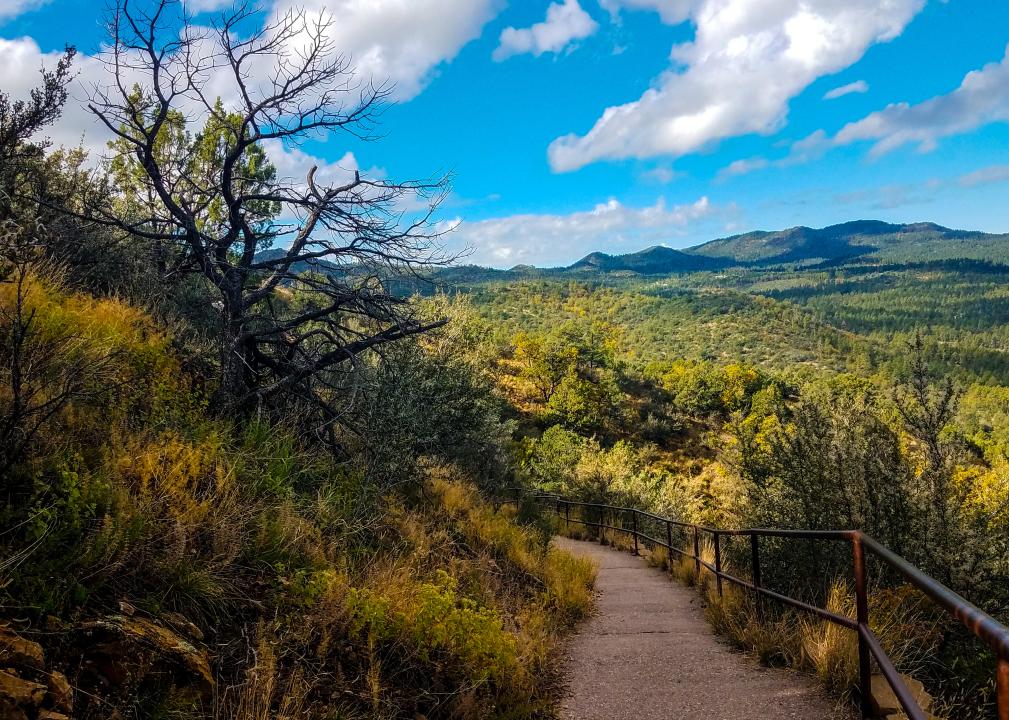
left=552, top=220, right=1007, bottom=274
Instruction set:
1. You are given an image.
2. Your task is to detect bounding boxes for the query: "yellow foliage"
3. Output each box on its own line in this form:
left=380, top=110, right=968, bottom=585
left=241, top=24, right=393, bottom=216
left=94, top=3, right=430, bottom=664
left=429, top=471, right=596, bottom=620
left=542, top=547, right=596, bottom=623
left=110, top=432, right=231, bottom=525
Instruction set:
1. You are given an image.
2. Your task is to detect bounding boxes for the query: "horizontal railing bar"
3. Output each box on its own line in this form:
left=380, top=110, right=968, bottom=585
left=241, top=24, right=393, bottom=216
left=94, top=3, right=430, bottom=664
left=533, top=493, right=1009, bottom=667
left=694, top=558, right=858, bottom=629
left=860, top=534, right=1009, bottom=658
left=540, top=498, right=857, bottom=540
left=634, top=509, right=669, bottom=523
left=860, top=625, right=928, bottom=720
left=557, top=515, right=624, bottom=534
left=637, top=532, right=670, bottom=550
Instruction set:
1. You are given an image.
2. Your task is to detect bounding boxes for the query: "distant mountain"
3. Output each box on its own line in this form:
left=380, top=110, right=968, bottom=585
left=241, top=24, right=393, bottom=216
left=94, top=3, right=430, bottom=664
left=556, top=221, right=1009, bottom=275
left=567, top=245, right=726, bottom=274
left=257, top=220, right=1009, bottom=286
left=686, top=220, right=998, bottom=265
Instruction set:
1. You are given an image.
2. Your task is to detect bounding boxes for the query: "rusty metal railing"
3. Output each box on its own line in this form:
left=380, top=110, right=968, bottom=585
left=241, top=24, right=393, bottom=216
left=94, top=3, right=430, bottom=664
left=518, top=492, right=1009, bottom=720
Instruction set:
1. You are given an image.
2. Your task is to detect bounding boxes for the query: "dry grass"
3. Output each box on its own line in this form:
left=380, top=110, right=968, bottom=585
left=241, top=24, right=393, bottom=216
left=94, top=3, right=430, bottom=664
left=215, top=629, right=311, bottom=720
left=693, top=562, right=945, bottom=711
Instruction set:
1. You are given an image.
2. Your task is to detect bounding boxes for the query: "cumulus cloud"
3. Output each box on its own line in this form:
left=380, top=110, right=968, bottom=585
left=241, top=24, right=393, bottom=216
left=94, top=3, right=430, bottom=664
left=824, top=80, right=869, bottom=100
left=452, top=195, right=733, bottom=267
left=0, top=0, right=47, bottom=19
left=272, top=0, right=502, bottom=101
left=548, top=0, right=924, bottom=173
left=0, top=33, right=244, bottom=157
left=261, top=140, right=383, bottom=188
left=0, top=37, right=112, bottom=155
left=493, top=0, right=597, bottom=61
left=598, top=0, right=693, bottom=24
left=0, top=0, right=502, bottom=158
left=833, top=44, right=1009, bottom=157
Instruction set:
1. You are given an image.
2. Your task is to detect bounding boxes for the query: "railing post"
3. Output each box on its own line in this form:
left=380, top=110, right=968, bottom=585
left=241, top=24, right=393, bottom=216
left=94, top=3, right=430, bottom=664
left=666, top=520, right=673, bottom=570
left=693, top=525, right=701, bottom=580
left=565, top=502, right=570, bottom=532
left=631, top=510, right=639, bottom=556
left=713, top=531, right=723, bottom=598
left=750, top=532, right=762, bottom=620
left=853, top=535, right=872, bottom=720
left=997, top=657, right=1009, bottom=720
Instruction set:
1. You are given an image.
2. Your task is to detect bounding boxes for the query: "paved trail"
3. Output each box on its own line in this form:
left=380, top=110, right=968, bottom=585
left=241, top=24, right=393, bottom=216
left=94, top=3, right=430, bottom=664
left=555, top=537, right=847, bottom=720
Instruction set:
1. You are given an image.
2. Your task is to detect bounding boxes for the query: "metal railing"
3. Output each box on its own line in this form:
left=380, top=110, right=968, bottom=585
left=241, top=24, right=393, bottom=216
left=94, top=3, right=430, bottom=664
left=516, top=491, right=1009, bottom=720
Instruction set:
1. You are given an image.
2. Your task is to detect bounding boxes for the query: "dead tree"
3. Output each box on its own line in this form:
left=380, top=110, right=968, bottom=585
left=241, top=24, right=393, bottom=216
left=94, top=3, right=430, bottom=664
left=86, top=1, right=452, bottom=418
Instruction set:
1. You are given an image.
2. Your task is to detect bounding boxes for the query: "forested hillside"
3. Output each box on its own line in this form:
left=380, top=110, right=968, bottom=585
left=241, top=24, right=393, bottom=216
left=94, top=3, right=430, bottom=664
left=439, top=259, right=1009, bottom=718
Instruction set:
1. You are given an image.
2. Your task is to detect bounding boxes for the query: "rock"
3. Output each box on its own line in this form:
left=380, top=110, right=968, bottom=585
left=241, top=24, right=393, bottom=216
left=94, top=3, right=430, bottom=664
left=0, top=670, right=46, bottom=708
left=869, top=673, right=933, bottom=718
left=160, top=612, right=204, bottom=641
left=0, top=629, right=44, bottom=671
left=37, top=711, right=69, bottom=720
left=117, top=601, right=136, bottom=617
left=46, top=672, right=72, bottom=714
left=74, top=615, right=214, bottom=698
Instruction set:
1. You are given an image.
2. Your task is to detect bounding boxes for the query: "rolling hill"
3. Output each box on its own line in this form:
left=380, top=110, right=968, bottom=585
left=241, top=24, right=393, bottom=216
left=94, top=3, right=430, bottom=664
left=567, top=245, right=725, bottom=274
left=562, top=221, right=1009, bottom=274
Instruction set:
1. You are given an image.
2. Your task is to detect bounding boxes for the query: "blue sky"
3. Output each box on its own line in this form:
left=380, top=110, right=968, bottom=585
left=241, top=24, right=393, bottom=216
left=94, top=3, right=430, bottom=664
left=3, top=0, right=1009, bottom=267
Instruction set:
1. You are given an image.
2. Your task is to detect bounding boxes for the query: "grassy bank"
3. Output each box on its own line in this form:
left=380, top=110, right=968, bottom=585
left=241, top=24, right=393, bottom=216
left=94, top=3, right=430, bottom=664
left=0, top=274, right=595, bottom=719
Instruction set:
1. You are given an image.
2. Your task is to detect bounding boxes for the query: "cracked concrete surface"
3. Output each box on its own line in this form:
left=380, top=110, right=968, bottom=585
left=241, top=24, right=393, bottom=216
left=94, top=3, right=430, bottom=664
left=555, top=537, right=850, bottom=720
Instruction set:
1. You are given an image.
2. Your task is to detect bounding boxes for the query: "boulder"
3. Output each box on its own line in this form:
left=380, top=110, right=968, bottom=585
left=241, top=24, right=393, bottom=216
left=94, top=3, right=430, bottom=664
left=160, top=612, right=204, bottom=642
left=46, top=672, right=72, bottom=714
left=0, top=629, right=44, bottom=671
left=869, top=673, right=933, bottom=718
left=74, top=615, right=214, bottom=698
left=0, top=671, right=46, bottom=709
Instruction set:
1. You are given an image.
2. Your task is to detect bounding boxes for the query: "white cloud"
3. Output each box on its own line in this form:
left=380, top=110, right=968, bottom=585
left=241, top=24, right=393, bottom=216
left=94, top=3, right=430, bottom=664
left=824, top=79, right=869, bottom=100
left=0, top=0, right=502, bottom=157
left=0, top=37, right=112, bottom=155
left=272, top=0, right=502, bottom=101
left=493, top=0, right=598, bottom=61
left=548, top=0, right=924, bottom=172
left=833, top=44, right=1009, bottom=157
left=959, top=164, right=1009, bottom=188
left=717, top=156, right=769, bottom=180
left=0, top=0, right=47, bottom=19
left=598, top=0, right=694, bottom=24
left=452, top=195, right=732, bottom=267
left=261, top=140, right=383, bottom=189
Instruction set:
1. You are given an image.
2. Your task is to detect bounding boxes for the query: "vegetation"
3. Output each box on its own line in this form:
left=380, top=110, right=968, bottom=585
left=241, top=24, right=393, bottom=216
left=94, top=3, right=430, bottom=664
left=6, top=2, right=1009, bottom=719
left=453, top=274, right=1009, bottom=718
left=0, top=9, right=594, bottom=719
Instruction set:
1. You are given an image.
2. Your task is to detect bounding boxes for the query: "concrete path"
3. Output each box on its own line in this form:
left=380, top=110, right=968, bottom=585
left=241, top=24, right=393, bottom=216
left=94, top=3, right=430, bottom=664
left=555, top=537, right=848, bottom=720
